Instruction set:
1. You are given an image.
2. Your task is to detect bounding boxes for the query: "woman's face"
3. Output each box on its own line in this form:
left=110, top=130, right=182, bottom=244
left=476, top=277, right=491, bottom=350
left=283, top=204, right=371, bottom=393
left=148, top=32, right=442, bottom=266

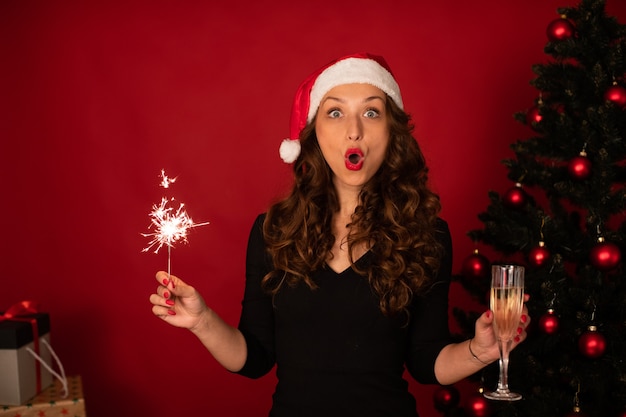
left=315, top=83, right=390, bottom=192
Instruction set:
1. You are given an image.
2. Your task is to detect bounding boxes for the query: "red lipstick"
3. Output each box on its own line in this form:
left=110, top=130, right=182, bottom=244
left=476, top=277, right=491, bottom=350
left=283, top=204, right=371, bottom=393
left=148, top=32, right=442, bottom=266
left=345, top=148, right=364, bottom=171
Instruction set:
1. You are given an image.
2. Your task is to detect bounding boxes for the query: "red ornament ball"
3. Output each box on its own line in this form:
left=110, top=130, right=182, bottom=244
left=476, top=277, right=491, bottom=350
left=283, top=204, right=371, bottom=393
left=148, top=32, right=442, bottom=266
left=568, top=155, right=592, bottom=180
left=529, top=243, right=550, bottom=267
left=579, top=328, right=606, bottom=358
left=605, top=84, right=626, bottom=107
left=547, top=18, right=575, bottom=41
left=462, top=252, right=490, bottom=283
left=526, top=105, right=542, bottom=129
left=590, top=240, right=621, bottom=271
left=503, top=185, right=527, bottom=209
left=539, top=310, right=559, bottom=334
left=433, top=385, right=460, bottom=412
left=465, top=393, right=491, bottom=417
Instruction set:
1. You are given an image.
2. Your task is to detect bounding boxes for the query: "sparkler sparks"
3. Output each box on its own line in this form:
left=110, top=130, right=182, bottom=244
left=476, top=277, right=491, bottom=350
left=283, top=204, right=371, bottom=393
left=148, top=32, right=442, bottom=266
left=159, top=169, right=176, bottom=189
left=142, top=170, right=209, bottom=275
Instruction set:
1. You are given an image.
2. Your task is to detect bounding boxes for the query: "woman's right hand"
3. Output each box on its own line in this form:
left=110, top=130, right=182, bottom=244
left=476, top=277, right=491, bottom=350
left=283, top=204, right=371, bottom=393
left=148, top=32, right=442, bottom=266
left=149, top=270, right=248, bottom=372
left=149, top=271, right=208, bottom=331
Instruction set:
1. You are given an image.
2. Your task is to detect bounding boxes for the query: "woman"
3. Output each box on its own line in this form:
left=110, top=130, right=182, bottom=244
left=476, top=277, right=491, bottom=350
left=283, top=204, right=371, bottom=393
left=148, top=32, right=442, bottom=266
left=149, top=52, right=530, bottom=417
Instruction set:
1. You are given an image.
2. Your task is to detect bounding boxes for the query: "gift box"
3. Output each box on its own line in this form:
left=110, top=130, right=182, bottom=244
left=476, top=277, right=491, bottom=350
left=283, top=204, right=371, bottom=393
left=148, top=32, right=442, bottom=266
left=0, top=375, right=85, bottom=417
left=0, top=305, right=53, bottom=405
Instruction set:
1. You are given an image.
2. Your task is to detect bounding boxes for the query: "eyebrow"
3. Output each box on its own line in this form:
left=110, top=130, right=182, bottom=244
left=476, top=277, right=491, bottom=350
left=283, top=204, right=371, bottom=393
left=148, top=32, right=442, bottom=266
left=321, top=95, right=385, bottom=105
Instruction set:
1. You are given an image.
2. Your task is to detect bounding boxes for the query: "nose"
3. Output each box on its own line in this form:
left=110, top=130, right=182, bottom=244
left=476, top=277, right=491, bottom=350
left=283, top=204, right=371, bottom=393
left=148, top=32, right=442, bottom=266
left=347, top=114, right=363, bottom=141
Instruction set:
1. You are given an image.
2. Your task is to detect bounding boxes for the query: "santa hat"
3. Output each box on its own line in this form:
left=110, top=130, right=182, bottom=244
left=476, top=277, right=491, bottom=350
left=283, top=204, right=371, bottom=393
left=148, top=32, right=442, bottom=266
left=279, top=52, right=404, bottom=163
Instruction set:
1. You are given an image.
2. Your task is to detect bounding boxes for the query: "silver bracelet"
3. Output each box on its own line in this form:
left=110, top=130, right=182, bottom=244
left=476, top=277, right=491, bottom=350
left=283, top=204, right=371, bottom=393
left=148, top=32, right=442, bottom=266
left=469, top=338, right=490, bottom=365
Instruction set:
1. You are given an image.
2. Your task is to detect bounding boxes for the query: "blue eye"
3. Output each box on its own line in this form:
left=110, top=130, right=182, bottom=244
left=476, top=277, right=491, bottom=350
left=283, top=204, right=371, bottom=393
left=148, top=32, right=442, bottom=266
left=364, top=109, right=380, bottom=118
left=328, top=109, right=342, bottom=118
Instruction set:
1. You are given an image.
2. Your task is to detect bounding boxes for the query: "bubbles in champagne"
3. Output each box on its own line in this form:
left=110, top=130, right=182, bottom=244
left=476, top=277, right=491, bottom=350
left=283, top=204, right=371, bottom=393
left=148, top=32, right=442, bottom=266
left=491, top=286, right=524, bottom=340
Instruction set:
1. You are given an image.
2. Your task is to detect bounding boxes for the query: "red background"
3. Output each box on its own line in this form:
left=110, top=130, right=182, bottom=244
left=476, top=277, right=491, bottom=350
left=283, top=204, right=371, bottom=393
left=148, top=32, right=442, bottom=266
left=2, top=1, right=625, bottom=416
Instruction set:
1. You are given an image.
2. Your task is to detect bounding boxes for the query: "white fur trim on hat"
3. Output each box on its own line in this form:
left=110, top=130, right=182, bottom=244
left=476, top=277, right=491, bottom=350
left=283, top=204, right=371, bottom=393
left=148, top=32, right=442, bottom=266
left=279, top=138, right=301, bottom=164
left=307, top=57, right=403, bottom=123
left=279, top=53, right=403, bottom=164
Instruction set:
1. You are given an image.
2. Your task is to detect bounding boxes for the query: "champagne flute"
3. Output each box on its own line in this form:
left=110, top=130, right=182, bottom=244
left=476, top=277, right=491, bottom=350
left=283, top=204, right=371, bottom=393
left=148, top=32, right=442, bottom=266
left=484, top=264, right=525, bottom=401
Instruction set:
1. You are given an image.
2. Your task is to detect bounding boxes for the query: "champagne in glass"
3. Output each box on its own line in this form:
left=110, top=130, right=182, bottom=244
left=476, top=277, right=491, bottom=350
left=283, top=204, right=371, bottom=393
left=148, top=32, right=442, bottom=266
left=484, top=264, right=524, bottom=401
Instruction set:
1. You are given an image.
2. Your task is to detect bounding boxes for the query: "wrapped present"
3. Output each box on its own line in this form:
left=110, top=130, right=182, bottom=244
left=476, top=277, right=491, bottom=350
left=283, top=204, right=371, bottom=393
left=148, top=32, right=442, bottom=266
left=0, top=375, right=85, bottom=417
left=0, top=302, right=53, bottom=405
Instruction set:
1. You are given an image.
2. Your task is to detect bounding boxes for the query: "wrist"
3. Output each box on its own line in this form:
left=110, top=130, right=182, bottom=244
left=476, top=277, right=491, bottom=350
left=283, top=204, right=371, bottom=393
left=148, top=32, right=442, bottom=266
left=189, top=308, right=213, bottom=336
left=468, top=338, right=490, bottom=365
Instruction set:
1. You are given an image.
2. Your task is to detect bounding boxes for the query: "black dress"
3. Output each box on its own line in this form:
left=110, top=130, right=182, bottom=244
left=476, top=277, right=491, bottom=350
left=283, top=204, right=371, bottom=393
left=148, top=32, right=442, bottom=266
left=237, top=214, right=453, bottom=417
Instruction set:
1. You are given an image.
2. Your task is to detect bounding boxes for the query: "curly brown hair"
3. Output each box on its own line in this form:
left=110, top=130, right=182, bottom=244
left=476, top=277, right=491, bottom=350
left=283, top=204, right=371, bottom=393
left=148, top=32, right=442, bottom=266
left=262, top=96, right=443, bottom=317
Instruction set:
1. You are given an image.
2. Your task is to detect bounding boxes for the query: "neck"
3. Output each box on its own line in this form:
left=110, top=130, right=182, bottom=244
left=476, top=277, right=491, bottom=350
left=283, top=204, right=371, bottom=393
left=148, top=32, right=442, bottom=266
left=334, top=183, right=361, bottom=217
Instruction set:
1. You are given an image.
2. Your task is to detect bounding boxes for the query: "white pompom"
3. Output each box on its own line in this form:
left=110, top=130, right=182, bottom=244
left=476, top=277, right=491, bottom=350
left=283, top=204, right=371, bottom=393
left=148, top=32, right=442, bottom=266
left=279, top=138, right=301, bottom=163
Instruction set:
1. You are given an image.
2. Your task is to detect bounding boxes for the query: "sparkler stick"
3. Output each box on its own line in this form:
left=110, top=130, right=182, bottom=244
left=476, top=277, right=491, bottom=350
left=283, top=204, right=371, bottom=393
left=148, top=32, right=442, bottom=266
left=142, top=170, right=209, bottom=277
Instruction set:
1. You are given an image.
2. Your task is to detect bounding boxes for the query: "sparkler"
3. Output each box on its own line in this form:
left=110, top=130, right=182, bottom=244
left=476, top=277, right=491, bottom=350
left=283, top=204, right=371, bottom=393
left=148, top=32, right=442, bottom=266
left=159, top=169, right=176, bottom=188
left=142, top=170, right=209, bottom=277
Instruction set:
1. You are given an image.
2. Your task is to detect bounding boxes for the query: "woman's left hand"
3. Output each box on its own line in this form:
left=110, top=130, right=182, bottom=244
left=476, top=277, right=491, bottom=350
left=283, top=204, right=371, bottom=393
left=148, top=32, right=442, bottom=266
left=471, top=294, right=531, bottom=364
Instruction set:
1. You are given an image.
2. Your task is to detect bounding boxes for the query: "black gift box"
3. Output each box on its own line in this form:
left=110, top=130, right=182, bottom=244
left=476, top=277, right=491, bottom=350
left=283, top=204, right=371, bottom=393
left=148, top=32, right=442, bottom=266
left=0, top=313, right=50, bottom=348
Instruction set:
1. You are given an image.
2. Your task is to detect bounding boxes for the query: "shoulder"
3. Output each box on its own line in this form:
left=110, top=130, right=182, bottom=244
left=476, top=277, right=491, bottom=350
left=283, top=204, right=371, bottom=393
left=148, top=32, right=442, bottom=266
left=434, top=218, right=451, bottom=246
left=253, top=212, right=267, bottom=229
left=434, top=217, right=449, bottom=233
left=247, top=213, right=267, bottom=249
left=246, top=213, right=273, bottom=270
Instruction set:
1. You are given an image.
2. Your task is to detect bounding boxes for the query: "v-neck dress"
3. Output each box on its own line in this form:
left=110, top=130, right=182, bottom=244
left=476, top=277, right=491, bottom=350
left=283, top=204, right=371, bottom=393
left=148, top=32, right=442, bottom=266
left=237, top=213, right=453, bottom=417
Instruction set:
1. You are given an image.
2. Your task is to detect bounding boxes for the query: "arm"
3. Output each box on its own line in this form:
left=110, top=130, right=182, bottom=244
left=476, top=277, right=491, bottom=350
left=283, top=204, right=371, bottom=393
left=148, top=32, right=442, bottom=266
left=406, top=219, right=531, bottom=385
left=148, top=214, right=275, bottom=374
left=405, top=219, right=455, bottom=384
left=235, top=213, right=277, bottom=378
left=433, top=313, right=497, bottom=385
left=434, top=298, right=530, bottom=385
left=150, top=270, right=248, bottom=372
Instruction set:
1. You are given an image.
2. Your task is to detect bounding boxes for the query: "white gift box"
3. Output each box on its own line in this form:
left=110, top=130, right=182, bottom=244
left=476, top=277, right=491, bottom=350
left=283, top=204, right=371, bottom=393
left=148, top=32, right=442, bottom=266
left=0, top=313, right=53, bottom=405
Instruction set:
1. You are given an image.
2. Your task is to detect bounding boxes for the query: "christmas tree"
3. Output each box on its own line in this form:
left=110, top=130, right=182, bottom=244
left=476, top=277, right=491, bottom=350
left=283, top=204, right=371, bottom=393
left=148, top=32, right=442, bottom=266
left=439, top=1, right=626, bottom=416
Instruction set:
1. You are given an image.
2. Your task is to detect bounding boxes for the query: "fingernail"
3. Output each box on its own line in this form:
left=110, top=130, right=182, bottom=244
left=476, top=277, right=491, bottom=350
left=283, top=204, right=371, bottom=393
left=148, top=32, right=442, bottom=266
left=167, top=309, right=176, bottom=315
left=514, top=335, right=520, bottom=343
left=163, top=278, right=169, bottom=286
left=165, top=300, right=174, bottom=306
left=485, top=310, right=492, bottom=319
left=517, top=327, right=523, bottom=335
left=521, top=315, right=527, bottom=323
left=163, top=291, right=170, bottom=299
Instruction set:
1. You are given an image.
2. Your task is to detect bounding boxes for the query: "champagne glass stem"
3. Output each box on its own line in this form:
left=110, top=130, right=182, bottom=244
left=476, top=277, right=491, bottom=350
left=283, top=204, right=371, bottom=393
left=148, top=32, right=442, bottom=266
left=485, top=336, right=520, bottom=400
left=496, top=338, right=513, bottom=392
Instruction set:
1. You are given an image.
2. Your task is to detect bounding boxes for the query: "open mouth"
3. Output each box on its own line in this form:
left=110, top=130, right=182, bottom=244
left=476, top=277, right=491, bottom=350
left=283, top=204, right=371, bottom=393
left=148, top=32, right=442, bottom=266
left=345, top=148, right=364, bottom=170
